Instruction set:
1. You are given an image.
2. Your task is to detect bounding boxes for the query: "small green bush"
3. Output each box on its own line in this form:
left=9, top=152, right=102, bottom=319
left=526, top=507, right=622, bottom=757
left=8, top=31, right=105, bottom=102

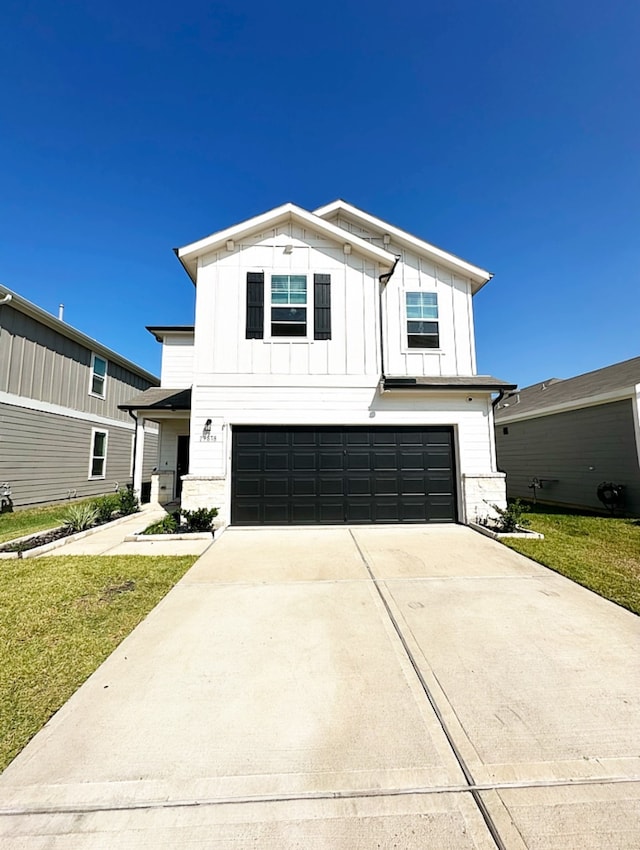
left=92, top=494, right=119, bottom=524
left=490, top=498, right=531, bottom=533
left=181, top=507, right=218, bottom=532
left=143, top=513, right=179, bottom=535
left=63, top=503, right=99, bottom=533
left=117, top=487, right=139, bottom=516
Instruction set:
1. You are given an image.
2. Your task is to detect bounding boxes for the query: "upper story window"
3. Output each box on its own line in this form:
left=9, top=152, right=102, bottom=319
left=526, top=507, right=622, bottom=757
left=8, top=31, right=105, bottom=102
left=271, top=275, right=307, bottom=337
left=90, top=353, right=107, bottom=398
left=245, top=271, right=331, bottom=341
left=406, top=292, right=439, bottom=349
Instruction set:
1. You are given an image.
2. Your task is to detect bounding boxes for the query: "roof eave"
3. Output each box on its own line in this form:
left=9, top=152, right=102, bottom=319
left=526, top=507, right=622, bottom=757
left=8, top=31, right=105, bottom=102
left=175, top=203, right=396, bottom=281
left=0, top=287, right=159, bottom=386
left=314, top=199, right=493, bottom=291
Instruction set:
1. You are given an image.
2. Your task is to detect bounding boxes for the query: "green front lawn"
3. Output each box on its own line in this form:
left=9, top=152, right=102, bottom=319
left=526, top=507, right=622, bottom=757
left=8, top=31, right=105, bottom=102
left=0, top=555, right=196, bottom=771
left=502, top=504, right=640, bottom=615
left=0, top=500, right=96, bottom=545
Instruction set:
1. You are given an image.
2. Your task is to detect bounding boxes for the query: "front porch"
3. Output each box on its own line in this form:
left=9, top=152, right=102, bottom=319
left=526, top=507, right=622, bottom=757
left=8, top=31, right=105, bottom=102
left=118, top=388, right=191, bottom=505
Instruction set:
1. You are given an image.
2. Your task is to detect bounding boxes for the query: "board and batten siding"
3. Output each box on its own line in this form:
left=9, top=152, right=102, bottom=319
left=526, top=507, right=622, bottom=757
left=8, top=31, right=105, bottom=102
left=496, top=399, right=640, bottom=515
left=0, top=304, right=152, bottom=423
left=192, top=222, right=477, bottom=381
left=160, top=334, right=194, bottom=386
left=326, top=212, right=477, bottom=377
left=0, top=402, right=158, bottom=507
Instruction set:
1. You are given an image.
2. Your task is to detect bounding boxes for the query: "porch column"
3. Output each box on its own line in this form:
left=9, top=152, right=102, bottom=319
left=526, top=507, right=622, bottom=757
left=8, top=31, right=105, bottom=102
left=133, top=415, right=145, bottom=498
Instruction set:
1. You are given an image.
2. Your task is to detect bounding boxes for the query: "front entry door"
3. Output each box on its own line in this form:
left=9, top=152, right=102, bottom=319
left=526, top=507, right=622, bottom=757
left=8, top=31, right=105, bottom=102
left=176, top=435, right=190, bottom=499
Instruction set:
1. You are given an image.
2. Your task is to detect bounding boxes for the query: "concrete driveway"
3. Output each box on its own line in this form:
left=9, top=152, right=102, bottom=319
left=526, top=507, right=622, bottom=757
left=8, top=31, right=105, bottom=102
left=1, top=525, right=639, bottom=848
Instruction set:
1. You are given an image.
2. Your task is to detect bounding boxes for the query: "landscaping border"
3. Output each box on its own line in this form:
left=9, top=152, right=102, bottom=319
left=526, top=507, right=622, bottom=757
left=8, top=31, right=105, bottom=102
left=0, top=513, right=143, bottom=560
left=469, top=521, right=544, bottom=541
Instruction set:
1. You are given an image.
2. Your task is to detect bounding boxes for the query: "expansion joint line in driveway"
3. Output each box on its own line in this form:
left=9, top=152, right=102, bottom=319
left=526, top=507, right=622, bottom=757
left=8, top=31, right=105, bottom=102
left=348, top=530, right=508, bottom=850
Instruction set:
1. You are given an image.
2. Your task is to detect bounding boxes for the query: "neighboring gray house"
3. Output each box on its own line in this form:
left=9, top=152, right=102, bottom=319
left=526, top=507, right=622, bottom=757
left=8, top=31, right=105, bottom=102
left=0, top=287, right=160, bottom=508
left=495, top=357, right=640, bottom=516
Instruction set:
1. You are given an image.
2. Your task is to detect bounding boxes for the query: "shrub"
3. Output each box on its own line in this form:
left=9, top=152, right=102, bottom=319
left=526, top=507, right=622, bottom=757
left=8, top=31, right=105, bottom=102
left=489, top=499, right=531, bottom=533
left=117, top=486, right=139, bottom=516
left=92, top=494, right=119, bottom=524
left=181, top=507, right=218, bottom=532
left=143, top=512, right=179, bottom=535
left=63, top=503, right=99, bottom=533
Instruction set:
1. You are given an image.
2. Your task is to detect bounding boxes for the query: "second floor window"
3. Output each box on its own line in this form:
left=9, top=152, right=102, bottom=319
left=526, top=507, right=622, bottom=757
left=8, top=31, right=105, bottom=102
left=406, top=292, right=439, bottom=349
left=90, top=354, right=107, bottom=398
left=271, top=275, right=307, bottom=337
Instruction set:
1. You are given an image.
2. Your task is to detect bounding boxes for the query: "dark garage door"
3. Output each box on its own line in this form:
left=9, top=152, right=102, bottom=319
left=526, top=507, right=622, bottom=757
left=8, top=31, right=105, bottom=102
left=231, top=426, right=457, bottom=525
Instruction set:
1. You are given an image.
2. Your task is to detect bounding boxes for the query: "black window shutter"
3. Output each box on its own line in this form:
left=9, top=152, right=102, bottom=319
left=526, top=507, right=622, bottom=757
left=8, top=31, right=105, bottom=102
left=246, top=272, right=264, bottom=339
left=313, top=274, right=331, bottom=340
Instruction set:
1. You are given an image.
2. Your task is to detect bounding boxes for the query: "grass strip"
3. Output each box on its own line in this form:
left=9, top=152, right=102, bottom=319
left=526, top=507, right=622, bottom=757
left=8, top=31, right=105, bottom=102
left=0, top=501, right=99, bottom=545
left=502, top=506, right=640, bottom=615
left=0, top=554, right=196, bottom=771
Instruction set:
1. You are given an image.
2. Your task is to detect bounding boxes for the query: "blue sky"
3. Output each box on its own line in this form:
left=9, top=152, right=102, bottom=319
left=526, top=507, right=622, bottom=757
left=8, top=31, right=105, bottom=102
left=1, top=0, right=638, bottom=388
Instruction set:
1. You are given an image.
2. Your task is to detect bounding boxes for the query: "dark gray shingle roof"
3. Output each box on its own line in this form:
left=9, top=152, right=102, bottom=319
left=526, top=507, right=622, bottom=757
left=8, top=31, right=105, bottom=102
left=119, top=387, right=191, bottom=411
left=495, top=356, right=640, bottom=419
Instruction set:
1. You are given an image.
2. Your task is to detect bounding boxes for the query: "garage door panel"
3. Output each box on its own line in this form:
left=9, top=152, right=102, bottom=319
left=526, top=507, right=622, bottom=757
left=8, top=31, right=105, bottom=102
left=231, top=426, right=456, bottom=525
left=319, top=452, right=343, bottom=470
left=292, top=452, right=315, bottom=470
left=291, top=477, right=317, bottom=496
left=346, top=452, right=370, bottom=470
left=346, top=477, right=372, bottom=496
left=319, top=477, right=344, bottom=496
left=264, top=478, right=288, bottom=496
left=371, top=451, right=397, bottom=470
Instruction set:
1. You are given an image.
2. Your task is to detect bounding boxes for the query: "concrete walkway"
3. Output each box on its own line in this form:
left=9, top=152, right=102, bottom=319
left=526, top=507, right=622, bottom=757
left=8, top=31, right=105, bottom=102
left=44, top=504, right=213, bottom=557
left=1, top=525, right=639, bottom=847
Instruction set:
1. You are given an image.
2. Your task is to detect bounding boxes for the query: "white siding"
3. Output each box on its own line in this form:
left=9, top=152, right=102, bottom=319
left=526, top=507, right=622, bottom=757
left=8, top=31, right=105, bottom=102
left=188, top=385, right=493, bottom=475
left=160, top=335, right=194, bottom=386
left=328, top=212, right=477, bottom=377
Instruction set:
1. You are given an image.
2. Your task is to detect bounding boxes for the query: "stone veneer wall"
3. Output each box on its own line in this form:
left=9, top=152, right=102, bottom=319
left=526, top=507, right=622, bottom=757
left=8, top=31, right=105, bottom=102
left=180, top=475, right=227, bottom=519
left=461, top=472, right=507, bottom=525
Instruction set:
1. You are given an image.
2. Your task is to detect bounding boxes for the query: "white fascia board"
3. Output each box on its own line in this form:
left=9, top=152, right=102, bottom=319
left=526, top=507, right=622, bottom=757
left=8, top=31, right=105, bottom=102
left=0, top=287, right=159, bottom=386
left=313, top=200, right=492, bottom=291
left=176, top=203, right=396, bottom=279
left=496, top=387, right=636, bottom=424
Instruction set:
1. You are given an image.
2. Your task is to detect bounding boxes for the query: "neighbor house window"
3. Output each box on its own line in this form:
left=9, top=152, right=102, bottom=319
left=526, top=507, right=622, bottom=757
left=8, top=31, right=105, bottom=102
left=89, top=429, right=108, bottom=479
left=406, top=292, right=439, bottom=348
left=271, top=275, right=307, bottom=336
left=90, top=354, right=107, bottom=397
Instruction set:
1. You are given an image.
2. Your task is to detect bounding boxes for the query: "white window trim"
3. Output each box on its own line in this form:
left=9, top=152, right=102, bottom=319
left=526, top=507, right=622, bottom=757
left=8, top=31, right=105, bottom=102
left=402, top=290, right=441, bottom=353
left=89, top=428, right=108, bottom=480
left=266, top=272, right=314, bottom=341
left=89, top=353, right=108, bottom=399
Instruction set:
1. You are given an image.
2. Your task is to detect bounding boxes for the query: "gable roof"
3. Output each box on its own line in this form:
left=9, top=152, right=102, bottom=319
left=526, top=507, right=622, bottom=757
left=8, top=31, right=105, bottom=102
left=176, top=202, right=397, bottom=283
left=495, top=356, right=640, bottom=423
left=313, top=199, right=493, bottom=293
left=0, top=286, right=159, bottom=385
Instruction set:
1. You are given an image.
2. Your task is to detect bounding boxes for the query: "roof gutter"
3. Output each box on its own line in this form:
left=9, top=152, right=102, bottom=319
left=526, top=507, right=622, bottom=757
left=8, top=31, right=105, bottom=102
left=378, top=256, right=401, bottom=383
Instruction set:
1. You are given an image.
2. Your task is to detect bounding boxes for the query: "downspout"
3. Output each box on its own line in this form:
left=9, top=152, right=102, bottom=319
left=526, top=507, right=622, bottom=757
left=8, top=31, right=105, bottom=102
left=0, top=292, right=13, bottom=306
left=378, top=256, right=401, bottom=383
left=491, top=390, right=507, bottom=474
left=128, top=410, right=138, bottom=483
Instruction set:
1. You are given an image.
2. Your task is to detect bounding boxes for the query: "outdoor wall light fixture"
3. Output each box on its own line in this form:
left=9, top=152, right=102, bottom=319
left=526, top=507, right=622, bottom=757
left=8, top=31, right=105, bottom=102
left=202, top=418, right=212, bottom=438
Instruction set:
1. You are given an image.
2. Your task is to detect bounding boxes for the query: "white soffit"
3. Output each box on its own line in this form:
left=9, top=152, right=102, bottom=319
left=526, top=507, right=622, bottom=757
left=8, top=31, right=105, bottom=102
left=314, top=199, right=493, bottom=292
left=177, top=203, right=397, bottom=281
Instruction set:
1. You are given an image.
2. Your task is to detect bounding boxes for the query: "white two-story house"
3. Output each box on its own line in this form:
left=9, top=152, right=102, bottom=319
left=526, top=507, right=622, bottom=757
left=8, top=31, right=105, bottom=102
left=121, top=201, right=514, bottom=526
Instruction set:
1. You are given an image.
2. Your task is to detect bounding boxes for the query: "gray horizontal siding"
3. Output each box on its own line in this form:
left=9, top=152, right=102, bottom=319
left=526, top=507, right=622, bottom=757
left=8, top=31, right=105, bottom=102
left=0, top=402, right=158, bottom=508
left=0, top=304, right=154, bottom=423
left=496, top=399, right=640, bottom=515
